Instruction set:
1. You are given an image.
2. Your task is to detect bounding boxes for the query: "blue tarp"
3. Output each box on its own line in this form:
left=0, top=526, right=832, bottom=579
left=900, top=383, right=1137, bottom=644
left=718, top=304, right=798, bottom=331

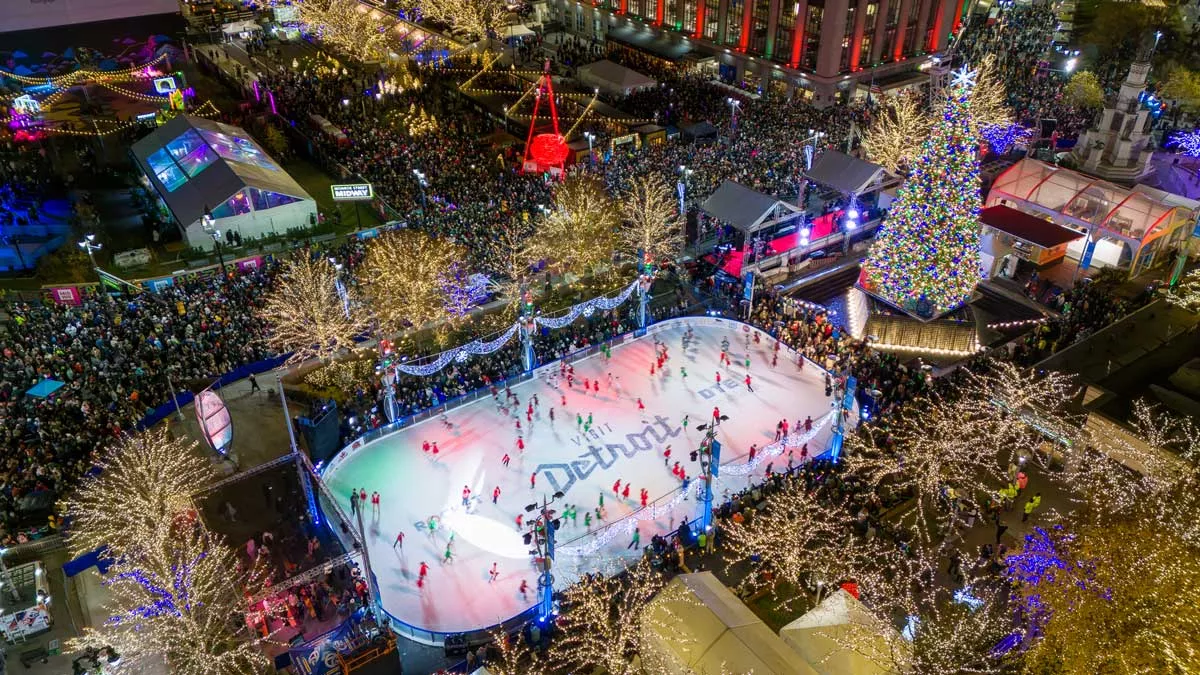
left=25, top=379, right=64, bottom=398
left=63, top=546, right=112, bottom=577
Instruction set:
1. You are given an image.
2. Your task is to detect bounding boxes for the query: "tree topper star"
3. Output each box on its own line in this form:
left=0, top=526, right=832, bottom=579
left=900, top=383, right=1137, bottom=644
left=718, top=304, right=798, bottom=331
left=951, top=65, right=978, bottom=91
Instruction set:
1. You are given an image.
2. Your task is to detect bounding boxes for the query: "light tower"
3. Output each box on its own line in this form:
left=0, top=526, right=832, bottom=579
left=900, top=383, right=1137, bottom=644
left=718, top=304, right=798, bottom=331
left=522, top=61, right=570, bottom=176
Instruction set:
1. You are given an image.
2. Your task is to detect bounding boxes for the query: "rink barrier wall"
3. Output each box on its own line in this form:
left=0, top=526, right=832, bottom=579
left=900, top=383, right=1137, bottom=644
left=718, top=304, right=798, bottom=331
left=316, top=316, right=842, bottom=645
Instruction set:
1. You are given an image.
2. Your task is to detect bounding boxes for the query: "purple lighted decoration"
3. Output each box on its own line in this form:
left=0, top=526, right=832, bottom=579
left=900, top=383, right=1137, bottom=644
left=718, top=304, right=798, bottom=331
left=1167, top=129, right=1200, bottom=157
left=267, top=91, right=277, bottom=115
left=252, top=80, right=260, bottom=102
left=980, top=123, right=1032, bottom=155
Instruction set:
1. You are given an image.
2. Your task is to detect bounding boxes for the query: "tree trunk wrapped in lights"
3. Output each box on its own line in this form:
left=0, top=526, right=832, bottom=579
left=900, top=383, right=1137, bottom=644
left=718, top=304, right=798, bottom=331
left=66, top=429, right=274, bottom=675
left=259, top=255, right=368, bottom=365
left=618, top=174, right=685, bottom=269
left=1165, top=268, right=1200, bottom=311
left=861, top=92, right=931, bottom=173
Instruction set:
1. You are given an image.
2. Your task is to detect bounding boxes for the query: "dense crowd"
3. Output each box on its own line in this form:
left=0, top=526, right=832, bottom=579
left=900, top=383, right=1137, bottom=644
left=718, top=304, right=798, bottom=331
left=954, top=5, right=1093, bottom=139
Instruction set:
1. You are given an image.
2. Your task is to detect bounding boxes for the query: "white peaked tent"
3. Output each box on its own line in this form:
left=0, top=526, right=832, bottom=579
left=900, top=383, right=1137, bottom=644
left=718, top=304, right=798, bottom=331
left=779, top=589, right=908, bottom=674
left=641, top=572, right=820, bottom=675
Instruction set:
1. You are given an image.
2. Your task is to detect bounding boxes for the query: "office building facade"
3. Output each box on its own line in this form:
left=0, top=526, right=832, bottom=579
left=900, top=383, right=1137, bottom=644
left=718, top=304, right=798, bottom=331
left=543, top=0, right=967, bottom=105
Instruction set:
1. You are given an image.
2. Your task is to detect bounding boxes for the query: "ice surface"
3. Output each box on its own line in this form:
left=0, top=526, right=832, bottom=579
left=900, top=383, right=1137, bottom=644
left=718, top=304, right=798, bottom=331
left=322, top=320, right=840, bottom=634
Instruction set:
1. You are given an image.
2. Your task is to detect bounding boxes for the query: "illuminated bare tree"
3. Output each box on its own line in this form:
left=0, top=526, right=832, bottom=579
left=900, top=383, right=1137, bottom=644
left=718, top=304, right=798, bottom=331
left=618, top=174, right=685, bottom=268
left=296, top=0, right=392, bottom=62
left=531, top=175, right=620, bottom=280
left=66, top=429, right=273, bottom=675
left=358, top=229, right=472, bottom=337
left=259, top=255, right=367, bottom=365
left=421, top=0, right=508, bottom=41
left=862, top=92, right=930, bottom=172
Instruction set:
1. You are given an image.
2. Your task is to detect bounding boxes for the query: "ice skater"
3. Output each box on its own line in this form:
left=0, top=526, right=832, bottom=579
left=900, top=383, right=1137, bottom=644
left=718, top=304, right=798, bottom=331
left=493, top=486, right=502, bottom=504
left=745, top=374, right=753, bottom=391
left=519, top=579, right=529, bottom=600
left=393, top=531, right=405, bottom=551
left=489, top=562, right=500, bottom=583
left=517, top=437, right=525, bottom=452
left=462, top=485, right=472, bottom=507
left=664, top=445, right=672, bottom=466
left=502, top=452, right=511, bottom=467
left=530, top=472, right=537, bottom=489
left=637, top=398, right=645, bottom=412
left=371, top=491, right=381, bottom=517
left=443, top=544, right=453, bottom=564
left=612, top=479, right=622, bottom=496
left=549, top=408, right=555, bottom=424
left=715, top=371, right=721, bottom=385
left=628, top=527, right=641, bottom=550
left=622, top=484, right=631, bottom=500
left=417, top=561, right=429, bottom=587
left=640, top=488, right=648, bottom=508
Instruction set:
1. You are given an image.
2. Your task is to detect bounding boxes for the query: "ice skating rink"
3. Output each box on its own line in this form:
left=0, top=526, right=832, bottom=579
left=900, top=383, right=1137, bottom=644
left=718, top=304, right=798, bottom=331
left=321, top=319, right=840, bottom=635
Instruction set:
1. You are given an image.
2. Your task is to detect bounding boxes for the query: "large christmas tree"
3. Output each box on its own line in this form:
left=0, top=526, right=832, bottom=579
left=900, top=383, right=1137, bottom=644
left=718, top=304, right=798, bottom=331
left=862, top=68, right=983, bottom=318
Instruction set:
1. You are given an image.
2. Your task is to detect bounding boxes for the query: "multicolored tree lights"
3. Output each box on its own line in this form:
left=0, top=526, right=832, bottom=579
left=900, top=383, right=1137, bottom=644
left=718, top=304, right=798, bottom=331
left=259, top=256, right=368, bottom=365
left=862, top=69, right=982, bottom=317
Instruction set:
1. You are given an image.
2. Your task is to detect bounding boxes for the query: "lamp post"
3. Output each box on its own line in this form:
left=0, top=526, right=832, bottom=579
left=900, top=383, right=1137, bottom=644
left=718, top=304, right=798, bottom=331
left=3, top=235, right=27, bottom=271
left=412, top=169, right=428, bottom=209
left=524, top=491, right=565, bottom=627
left=78, top=233, right=102, bottom=284
left=843, top=195, right=860, bottom=254
left=727, top=97, right=741, bottom=134
left=201, top=207, right=227, bottom=276
left=583, top=131, right=596, bottom=164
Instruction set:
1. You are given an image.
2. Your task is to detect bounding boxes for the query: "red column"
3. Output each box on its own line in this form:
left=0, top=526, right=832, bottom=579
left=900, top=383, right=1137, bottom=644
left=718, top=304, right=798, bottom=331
left=656, top=0, right=665, bottom=24
left=789, top=2, right=806, bottom=67
left=619, top=0, right=628, bottom=14
left=928, top=6, right=943, bottom=50
left=694, top=0, right=707, bottom=37
left=739, top=0, right=753, bottom=51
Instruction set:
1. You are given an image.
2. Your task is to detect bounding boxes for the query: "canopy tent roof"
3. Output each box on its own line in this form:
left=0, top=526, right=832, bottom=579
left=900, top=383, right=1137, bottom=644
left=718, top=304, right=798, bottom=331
left=681, top=121, right=719, bottom=140
left=642, top=572, right=820, bottom=675
left=25, top=378, right=64, bottom=398
left=980, top=205, right=1086, bottom=248
left=988, top=158, right=1191, bottom=247
left=576, top=59, right=657, bottom=96
left=701, top=180, right=803, bottom=234
left=780, top=589, right=907, bottom=675
left=805, top=150, right=890, bottom=196
left=131, top=115, right=312, bottom=227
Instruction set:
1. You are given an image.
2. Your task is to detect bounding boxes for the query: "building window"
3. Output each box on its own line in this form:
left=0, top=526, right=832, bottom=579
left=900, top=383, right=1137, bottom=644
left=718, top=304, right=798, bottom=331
left=704, top=0, right=721, bottom=39
left=803, top=4, right=823, bottom=69
left=771, top=0, right=798, bottom=63
left=839, top=3, right=856, bottom=71
left=750, top=0, right=770, bottom=55
left=726, top=0, right=743, bottom=46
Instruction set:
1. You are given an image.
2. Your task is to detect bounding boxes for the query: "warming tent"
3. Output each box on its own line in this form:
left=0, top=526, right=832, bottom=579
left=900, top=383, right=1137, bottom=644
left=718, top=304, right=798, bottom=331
left=641, top=572, right=820, bottom=675
left=987, top=158, right=1194, bottom=276
left=132, top=115, right=317, bottom=250
left=779, top=589, right=907, bottom=674
left=576, top=60, right=658, bottom=97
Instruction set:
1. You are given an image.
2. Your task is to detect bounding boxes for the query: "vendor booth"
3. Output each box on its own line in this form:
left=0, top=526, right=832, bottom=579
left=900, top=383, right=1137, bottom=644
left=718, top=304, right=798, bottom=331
left=576, top=60, right=657, bottom=97
left=979, top=205, right=1085, bottom=282
left=131, top=115, right=317, bottom=251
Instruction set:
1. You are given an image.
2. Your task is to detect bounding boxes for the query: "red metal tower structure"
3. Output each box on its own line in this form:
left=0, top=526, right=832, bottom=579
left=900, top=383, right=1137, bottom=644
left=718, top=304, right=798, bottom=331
left=522, top=60, right=570, bottom=176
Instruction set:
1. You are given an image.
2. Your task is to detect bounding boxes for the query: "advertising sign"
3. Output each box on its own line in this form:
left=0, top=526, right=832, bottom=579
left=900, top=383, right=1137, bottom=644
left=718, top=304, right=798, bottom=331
left=331, top=184, right=374, bottom=201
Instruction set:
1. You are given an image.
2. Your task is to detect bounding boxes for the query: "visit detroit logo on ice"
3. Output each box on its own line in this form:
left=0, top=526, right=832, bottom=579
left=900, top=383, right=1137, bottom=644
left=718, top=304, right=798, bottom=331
left=532, top=378, right=743, bottom=495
